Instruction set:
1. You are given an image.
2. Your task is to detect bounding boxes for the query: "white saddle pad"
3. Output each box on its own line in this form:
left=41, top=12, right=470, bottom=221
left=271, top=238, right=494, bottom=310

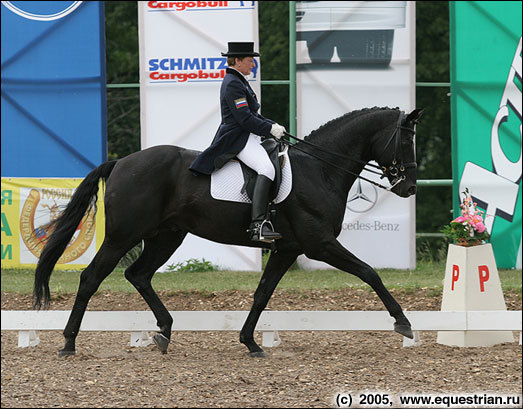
left=211, top=152, right=292, bottom=204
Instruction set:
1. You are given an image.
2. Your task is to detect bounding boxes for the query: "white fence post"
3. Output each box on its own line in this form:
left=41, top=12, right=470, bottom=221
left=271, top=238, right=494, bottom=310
left=402, top=330, right=422, bottom=347
left=18, top=330, right=40, bottom=348
left=130, top=331, right=153, bottom=347
left=262, top=331, right=281, bottom=348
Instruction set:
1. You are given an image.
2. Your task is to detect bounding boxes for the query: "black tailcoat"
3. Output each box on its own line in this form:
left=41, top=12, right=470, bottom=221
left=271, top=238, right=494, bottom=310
left=189, top=68, right=273, bottom=175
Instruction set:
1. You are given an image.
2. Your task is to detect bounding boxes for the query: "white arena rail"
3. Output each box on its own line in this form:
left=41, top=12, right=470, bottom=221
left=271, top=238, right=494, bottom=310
left=1, top=310, right=521, bottom=348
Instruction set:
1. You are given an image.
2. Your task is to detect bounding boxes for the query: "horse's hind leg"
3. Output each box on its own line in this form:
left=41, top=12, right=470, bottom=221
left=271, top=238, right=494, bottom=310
left=60, top=240, right=132, bottom=356
left=305, top=239, right=413, bottom=339
left=124, top=229, right=187, bottom=354
left=240, top=248, right=299, bottom=357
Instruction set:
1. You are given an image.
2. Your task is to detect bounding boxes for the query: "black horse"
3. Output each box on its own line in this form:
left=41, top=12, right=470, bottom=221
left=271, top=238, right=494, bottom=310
left=34, top=106, right=424, bottom=357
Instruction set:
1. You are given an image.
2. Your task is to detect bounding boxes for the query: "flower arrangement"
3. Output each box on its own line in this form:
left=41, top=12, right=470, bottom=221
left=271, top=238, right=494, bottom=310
left=441, top=188, right=490, bottom=247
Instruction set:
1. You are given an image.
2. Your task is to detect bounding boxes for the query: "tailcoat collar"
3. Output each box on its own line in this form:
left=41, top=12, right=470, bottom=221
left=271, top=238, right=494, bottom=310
left=226, top=67, right=248, bottom=85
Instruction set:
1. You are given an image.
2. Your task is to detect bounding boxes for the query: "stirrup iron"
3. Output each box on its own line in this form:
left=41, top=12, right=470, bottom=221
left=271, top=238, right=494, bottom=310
left=248, top=219, right=281, bottom=243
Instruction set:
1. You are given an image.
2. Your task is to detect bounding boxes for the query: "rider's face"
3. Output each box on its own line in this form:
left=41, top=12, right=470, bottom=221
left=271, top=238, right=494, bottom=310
left=236, top=57, right=255, bottom=76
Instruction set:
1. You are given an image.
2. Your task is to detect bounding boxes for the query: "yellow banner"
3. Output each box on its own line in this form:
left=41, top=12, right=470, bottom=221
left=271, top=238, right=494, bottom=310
left=1, top=178, right=105, bottom=269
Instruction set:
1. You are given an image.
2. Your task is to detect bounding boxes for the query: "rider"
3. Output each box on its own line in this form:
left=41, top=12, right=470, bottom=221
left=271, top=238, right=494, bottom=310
left=189, top=42, right=285, bottom=243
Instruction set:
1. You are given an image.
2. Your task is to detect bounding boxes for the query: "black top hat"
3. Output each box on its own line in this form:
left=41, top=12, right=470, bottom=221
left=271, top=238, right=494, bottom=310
left=221, top=42, right=260, bottom=57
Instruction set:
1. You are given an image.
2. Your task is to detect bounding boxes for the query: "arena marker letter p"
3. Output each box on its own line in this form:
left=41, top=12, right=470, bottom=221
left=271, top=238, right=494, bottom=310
left=478, top=265, right=489, bottom=292
left=451, top=264, right=459, bottom=291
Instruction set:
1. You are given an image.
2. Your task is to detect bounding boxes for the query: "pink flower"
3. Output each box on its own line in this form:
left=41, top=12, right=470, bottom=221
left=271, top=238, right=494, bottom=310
left=472, top=215, right=483, bottom=224
left=454, top=216, right=466, bottom=223
left=475, top=222, right=486, bottom=233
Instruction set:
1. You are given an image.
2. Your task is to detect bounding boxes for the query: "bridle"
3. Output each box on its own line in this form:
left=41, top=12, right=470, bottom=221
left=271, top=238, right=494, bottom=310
left=374, top=110, right=417, bottom=188
left=279, top=111, right=416, bottom=192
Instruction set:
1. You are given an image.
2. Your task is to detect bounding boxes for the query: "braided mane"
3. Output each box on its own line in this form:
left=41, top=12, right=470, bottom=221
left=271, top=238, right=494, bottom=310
left=305, top=106, right=400, bottom=142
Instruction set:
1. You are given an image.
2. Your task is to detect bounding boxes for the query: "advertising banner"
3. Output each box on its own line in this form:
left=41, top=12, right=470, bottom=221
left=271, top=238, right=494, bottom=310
left=295, top=1, right=416, bottom=269
left=138, top=1, right=262, bottom=271
left=1, top=1, right=107, bottom=178
left=450, top=1, right=522, bottom=268
left=1, top=178, right=105, bottom=269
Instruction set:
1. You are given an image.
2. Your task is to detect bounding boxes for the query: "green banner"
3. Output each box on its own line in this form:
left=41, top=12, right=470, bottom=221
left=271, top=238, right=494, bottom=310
left=450, top=1, right=522, bottom=268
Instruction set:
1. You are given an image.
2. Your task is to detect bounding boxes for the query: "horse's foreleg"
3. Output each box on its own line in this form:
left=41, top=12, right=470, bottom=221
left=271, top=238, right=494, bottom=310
left=305, top=239, right=413, bottom=339
left=124, top=230, right=187, bottom=354
left=240, top=249, right=299, bottom=357
left=60, top=241, right=129, bottom=356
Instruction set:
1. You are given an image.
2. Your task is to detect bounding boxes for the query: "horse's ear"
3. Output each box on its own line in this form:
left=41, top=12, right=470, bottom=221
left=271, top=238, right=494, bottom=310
left=406, top=108, right=424, bottom=124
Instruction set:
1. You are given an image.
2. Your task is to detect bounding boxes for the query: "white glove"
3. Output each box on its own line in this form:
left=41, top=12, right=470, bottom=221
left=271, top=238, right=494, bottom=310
left=270, top=123, right=286, bottom=140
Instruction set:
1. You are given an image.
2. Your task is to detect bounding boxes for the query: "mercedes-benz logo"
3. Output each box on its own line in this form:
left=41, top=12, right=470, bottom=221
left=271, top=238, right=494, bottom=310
left=346, top=178, right=378, bottom=213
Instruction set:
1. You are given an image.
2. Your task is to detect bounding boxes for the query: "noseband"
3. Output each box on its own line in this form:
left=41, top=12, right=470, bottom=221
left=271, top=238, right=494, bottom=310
left=280, top=111, right=415, bottom=192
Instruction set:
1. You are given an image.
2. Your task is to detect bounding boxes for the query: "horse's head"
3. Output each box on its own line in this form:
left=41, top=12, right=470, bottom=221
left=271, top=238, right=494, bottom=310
left=374, top=108, right=424, bottom=198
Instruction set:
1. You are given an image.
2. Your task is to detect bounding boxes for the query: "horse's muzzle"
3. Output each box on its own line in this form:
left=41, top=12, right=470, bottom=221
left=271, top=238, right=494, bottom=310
left=395, top=182, right=416, bottom=198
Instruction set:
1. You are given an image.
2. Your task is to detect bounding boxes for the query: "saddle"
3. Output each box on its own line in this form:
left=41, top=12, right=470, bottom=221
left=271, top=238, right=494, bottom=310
left=239, top=138, right=287, bottom=202
left=210, top=140, right=292, bottom=204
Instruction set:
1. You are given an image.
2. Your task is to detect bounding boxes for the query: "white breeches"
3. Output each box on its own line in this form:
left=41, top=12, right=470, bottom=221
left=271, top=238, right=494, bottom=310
left=236, top=133, right=275, bottom=181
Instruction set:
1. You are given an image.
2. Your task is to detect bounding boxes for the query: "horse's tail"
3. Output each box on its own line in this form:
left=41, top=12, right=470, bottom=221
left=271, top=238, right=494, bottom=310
left=33, top=160, right=118, bottom=310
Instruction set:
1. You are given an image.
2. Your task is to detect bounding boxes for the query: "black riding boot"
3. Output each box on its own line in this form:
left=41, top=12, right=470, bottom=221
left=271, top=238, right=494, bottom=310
left=248, top=175, right=282, bottom=242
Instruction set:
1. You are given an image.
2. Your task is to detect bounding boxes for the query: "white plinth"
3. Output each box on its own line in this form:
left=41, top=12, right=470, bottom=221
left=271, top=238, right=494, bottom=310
left=437, top=243, right=514, bottom=347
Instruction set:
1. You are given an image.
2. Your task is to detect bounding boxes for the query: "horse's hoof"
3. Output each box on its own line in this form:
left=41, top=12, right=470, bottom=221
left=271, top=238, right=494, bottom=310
left=58, top=349, right=75, bottom=357
left=248, top=350, right=266, bottom=358
left=394, top=323, right=413, bottom=339
left=153, top=333, right=169, bottom=354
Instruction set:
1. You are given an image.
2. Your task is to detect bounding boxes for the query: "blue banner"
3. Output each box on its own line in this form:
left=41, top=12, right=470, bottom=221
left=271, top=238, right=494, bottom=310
left=1, top=1, right=107, bottom=177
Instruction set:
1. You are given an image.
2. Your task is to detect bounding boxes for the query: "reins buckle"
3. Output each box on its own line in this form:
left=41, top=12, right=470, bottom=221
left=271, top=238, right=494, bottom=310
left=387, top=175, right=406, bottom=191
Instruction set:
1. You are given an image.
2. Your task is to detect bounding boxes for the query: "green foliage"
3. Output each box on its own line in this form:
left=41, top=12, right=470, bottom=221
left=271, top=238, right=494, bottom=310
left=106, top=88, right=141, bottom=161
left=416, top=238, right=449, bottom=263
left=441, top=222, right=490, bottom=244
left=415, top=1, right=452, bottom=250
left=259, top=2, right=289, bottom=80
left=104, top=1, right=140, bottom=160
left=415, top=2, right=450, bottom=82
left=165, top=258, right=220, bottom=273
left=104, top=2, right=139, bottom=84
left=116, top=243, right=143, bottom=269
left=258, top=1, right=290, bottom=128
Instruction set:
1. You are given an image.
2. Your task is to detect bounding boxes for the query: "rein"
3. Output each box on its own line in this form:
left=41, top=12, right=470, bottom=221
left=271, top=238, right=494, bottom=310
left=279, top=111, right=414, bottom=192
